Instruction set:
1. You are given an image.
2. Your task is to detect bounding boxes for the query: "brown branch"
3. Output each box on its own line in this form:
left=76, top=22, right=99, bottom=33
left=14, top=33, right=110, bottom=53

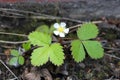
left=105, top=53, right=120, bottom=60
left=0, top=8, right=85, bottom=23
left=103, top=47, right=120, bottom=51
left=0, top=40, right=28, bottom=44
left=69, top=21, right=103, bottom=30
left=0, top=32, right=27, bottom=37
left=0, top=31, right=28, bottom=44
left=0, top=59, right=19, bottom=80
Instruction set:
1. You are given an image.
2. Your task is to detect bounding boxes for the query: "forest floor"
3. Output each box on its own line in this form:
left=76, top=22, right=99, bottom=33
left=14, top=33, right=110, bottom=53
left=0, top=1, right=120, bottom=80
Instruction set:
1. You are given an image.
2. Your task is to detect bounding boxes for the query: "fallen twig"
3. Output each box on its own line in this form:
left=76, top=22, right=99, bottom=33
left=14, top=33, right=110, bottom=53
left=0, top=40, right=28, bottom=44
left=0, top=31, right=28, bottom=44
left=0, top=8, right=103, bottom=24
left=69, top=21, right=103, bottom=30
left=105, top=53, right=120, bottom=60
left=103, top=47, right=120, bottom=51
left=0, top=59, right=19, bottom=80
left=0, top=8, right=84, bottom=23
left=0, top=32, right=27, bottom=37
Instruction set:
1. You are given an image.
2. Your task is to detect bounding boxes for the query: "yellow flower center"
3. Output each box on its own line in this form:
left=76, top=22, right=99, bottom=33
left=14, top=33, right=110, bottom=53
left=58, top=27, right=64, bottom=32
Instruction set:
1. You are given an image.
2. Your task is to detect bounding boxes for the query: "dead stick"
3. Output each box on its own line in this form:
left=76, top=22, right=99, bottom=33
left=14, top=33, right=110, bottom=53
left=0, top=59, right=19, bottom=80
left=0, top=40, right=28, bottom=44
left=105, top=53, right=120, bottom=60
left=0, top=32, right=27, bottom=37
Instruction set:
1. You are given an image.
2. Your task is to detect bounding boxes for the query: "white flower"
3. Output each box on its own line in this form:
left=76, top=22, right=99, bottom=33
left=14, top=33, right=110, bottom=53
left=53, top=22, right=69, bottom=37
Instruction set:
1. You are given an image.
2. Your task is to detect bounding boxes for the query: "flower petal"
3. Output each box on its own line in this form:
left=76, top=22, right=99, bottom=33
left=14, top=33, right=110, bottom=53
left=59, top=32, right=65, bottom=37
left=64, top=28, right=69, bottom=33
left=53, top=31, right=59, bottom=35
left=60, top=22, right=66, bottom=28
left=54, top=23, right=59, bottom=28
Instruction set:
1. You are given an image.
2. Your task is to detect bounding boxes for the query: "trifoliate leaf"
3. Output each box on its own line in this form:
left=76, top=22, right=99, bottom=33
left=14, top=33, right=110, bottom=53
left=18, top=56, right=24, bottom=65
left=31, top=46, right=50, bottom=66
left=77, top=23, right=98, bottom=40
left=28, top=31, right=51, bottom=46
left=9, top=57, right=18, bottom=65
left=11, top=49, right=19, bottom=56
left=83, top=41, right=104, bottom=59
left=71, top=40, right=85, bottom=62
left=36, top=25, right=49, bottom=34
left=50, top=43, right=65, bottom=66
left=22, top=42, right=31, bottom=51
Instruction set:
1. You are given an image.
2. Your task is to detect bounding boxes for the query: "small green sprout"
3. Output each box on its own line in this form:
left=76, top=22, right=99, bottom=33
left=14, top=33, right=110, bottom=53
left=9, top=49, right=24, bottom=66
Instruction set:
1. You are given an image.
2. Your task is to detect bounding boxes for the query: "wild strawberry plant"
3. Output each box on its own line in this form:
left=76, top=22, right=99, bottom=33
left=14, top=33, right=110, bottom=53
left=28, top=22, right=104, bottom=66
left=9, top=49, right=24, bottom=66
left=9, top=22, right=104, bottom=66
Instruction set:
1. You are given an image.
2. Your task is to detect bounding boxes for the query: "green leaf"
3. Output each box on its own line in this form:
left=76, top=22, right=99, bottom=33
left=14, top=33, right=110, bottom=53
left=9, top=57, right=18, bottom=65
left=77, top=23, right=98, bottom=40
left=22, top=42, right=31, bottom=51
left=83, top=41, right=104, bottom=59
left=36, top=25, right=49, bottom=34
left=28, top=31, right=51, bottom=46
left=11, top=49, right=19, bottom=56
left=18, top=56, right=24, bottom=65
left=31, top=46, right=50, bottom=66
left=31, top=43, right=65, bottom=66
left=50, top=43, right=65, bottom=66
left=49, top=24, right=55, bottom=35
left=71, top=40, right=85, bottom=62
